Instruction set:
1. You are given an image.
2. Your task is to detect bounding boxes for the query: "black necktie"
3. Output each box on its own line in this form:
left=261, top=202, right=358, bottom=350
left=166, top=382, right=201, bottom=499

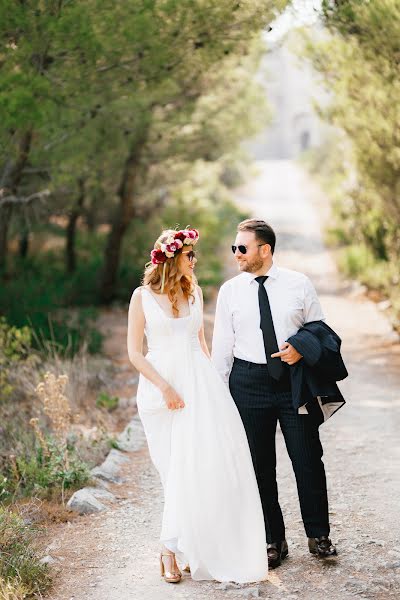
left=255, top=276, right=284, bottom=381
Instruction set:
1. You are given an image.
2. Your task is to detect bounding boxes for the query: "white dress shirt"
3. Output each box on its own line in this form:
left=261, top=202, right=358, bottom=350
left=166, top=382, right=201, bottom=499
left=211, top=264, right=325, bottom=384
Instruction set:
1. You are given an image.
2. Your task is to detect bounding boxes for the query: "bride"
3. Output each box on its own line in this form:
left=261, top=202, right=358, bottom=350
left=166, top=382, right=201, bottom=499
left=127, top=227, right=267, bottom=584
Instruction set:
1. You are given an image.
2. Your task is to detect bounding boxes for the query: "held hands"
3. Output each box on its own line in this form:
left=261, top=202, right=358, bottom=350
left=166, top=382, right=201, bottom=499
left=271, top=342, right=302, bottom=366
left=162, top=384, right=185, bottom=410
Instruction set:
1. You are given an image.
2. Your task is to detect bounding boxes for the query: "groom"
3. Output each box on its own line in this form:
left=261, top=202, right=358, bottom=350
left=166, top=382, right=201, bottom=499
left=212, top=218, right=338, bottom=568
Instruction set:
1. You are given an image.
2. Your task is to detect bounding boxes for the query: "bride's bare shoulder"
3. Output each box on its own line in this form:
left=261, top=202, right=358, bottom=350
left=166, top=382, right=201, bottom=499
left=132, top=285, right=145, bottom=296
left=130, top=286, right=146, bottom=308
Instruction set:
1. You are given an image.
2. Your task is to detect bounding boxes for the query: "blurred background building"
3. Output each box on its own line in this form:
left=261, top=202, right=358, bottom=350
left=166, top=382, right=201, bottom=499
left=248, top=25, right=327, bottom=160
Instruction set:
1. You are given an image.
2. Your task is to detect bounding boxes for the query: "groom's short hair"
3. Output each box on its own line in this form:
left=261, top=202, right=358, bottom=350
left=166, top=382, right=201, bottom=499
left=237, top=219, right=276, bottom=254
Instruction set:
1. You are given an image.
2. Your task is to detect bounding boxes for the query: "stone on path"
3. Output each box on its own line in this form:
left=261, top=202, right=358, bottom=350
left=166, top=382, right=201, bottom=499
left=116, top=413, right=146, bottom=452
left=68, top=416, right=145, bottom=515
left=91, top=448, right=130, bottom=483
left=40, top=554, right=58, bottom=565
left=67, top=488, right=111, bottom=514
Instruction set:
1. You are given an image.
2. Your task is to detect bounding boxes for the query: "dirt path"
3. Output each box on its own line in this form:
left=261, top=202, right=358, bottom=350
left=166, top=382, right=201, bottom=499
left=47, top=160, right=400, bottom=600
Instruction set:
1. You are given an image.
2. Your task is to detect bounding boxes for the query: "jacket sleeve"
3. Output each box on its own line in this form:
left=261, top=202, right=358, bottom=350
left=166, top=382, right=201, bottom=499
left=289, top=322, right=349, bottom=381
left=287, top=328, right=322, bottom=366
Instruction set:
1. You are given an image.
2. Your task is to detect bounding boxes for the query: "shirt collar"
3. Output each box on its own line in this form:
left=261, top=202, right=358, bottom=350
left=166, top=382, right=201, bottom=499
left=247, top=263, right=279, bottom=284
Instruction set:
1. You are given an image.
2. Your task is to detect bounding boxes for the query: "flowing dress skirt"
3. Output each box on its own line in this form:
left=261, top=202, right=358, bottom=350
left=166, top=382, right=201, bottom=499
left=137, top=338, right=268, bottom=583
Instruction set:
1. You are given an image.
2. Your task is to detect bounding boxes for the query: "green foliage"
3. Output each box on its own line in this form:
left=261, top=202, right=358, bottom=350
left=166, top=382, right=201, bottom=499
left=0, top=507, right=52, bottom=597
left=304, top=0, right=400, bottom=328
left=0, top=319, right=33, bottom=400
left=1, top=437, right=90, bottom=501
left=0, top=265, right=103, bottom=356
left=108, top=437, right=121, bottom=450
left=96, top=392, right=119, bottom=412
left=0, top=0, right=284, bottom=188
left=0, top=0, right=285, bottom=294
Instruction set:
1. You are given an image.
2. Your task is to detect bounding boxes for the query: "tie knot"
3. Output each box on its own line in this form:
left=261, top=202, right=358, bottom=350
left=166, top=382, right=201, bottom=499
left=255, top=276, right=268, bottom=285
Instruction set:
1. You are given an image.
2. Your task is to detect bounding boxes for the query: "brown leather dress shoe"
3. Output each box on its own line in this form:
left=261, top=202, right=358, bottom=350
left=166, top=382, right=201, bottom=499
left=267, top=540, right=289, bottom=569
left=308, top=536, right=337, bottom=558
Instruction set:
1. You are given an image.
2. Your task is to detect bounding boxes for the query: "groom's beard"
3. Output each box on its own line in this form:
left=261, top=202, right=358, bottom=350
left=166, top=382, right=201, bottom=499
left=238, top=254, right=264, bottom=273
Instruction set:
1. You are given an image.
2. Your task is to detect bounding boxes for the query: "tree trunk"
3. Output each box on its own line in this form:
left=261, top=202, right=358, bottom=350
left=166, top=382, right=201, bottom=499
left=84, top=202, right=96, bottom=233
left=19, top=229, right=29, bottom=258
left=0, top=130, right=33, bottom=273
left=0, top=206, right=12, bottom=271
left=66, top=178, right=85, bottom=273
left=99, top=125, right=149, bottom=303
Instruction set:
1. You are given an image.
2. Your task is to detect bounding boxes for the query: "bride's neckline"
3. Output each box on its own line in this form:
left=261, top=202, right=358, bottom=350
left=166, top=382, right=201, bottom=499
left=143, top=287, right=191, bottom=320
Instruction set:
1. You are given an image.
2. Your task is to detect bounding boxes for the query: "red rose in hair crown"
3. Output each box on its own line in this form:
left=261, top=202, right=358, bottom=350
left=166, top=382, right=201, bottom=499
left=150, top=228, right=199, bottom=265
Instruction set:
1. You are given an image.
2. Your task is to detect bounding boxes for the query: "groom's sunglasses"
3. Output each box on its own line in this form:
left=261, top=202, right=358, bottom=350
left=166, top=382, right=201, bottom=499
left=231, top=243, right=266, bottom=255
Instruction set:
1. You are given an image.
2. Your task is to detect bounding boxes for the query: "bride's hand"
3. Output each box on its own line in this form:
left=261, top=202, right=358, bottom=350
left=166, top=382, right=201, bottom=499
left=162, top=384, right=185, bottom=410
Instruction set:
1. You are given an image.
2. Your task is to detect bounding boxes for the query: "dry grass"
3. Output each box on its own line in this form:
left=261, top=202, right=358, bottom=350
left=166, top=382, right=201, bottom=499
left=0, top=576, right=29, bottom=600
left=0, top=505, right=52, bottom=597
left=35, top=372, right=73, bottom=445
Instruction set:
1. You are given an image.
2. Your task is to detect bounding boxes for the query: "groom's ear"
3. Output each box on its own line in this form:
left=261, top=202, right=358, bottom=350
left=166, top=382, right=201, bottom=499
left=261, top=243, right=272, bottom=257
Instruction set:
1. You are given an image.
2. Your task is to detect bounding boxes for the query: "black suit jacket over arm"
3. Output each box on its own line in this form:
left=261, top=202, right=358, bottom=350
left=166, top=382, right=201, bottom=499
left=287, top=320, right=348, bottom=423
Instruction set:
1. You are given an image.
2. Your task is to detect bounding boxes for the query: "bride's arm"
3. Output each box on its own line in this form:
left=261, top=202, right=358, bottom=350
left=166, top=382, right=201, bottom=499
left=127, top=288, right=185, bottom=409
left=196, top=285, right=211, bottom=359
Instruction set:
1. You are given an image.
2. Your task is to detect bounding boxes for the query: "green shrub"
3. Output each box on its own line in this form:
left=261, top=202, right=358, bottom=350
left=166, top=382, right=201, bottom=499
left=0, top=507, right=52, bottom=597
left=338, top=244, right=372, bottom=279
left=1, top=437, right=90, bottom=502
left=0, top=248, right=103, bottom=357
left=0, top=318, right=34, bottom=401
left=339, top=244, right=398, bottom=292
left=302, top=133, right=400, bottom=331
left=108, top=437, right=121, bottom=450
left=96, top=391, right=119, bottom=412
left=1, top=371, right=91, bottom=501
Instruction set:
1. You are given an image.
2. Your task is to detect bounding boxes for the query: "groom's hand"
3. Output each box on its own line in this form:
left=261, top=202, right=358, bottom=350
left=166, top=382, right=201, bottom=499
left=271, top=342, right=302, bottom=366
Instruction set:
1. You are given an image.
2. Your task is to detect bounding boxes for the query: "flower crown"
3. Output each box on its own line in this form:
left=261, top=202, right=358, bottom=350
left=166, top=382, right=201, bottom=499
left=151, top=228, right=199, bottom=265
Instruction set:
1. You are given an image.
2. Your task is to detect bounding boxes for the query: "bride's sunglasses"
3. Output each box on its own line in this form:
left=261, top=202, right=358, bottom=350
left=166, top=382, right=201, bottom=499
left=231, top=243, right=266, bottom=255
left=182, top=250, right=196, bottom=262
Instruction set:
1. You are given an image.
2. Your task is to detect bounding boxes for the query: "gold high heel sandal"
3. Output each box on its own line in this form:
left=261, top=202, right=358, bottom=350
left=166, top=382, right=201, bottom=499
left=160, top=552, right=182, bottom=583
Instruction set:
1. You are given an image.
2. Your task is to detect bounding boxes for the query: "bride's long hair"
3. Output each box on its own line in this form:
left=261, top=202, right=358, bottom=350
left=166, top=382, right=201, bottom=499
left=142, top=229, right=197, bottom=317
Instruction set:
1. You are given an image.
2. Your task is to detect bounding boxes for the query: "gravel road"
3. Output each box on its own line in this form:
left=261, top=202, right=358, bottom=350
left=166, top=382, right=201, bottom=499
left=47, top=160, right=400, bottom=600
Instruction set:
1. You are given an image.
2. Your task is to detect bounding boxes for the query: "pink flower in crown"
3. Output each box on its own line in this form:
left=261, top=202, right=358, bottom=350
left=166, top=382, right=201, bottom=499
left=166, top=242, right=180, bottom=254
left=151, top=248, right=167, bottom=264
left=183, top=228, right=199, bottom=244
left=173, top=237, right=183, bottom=249
left=174, top=231, right=186, bottom=243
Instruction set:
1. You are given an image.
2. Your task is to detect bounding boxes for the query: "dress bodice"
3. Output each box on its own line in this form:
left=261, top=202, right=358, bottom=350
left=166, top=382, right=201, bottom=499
left=141, top=287, right=202, bottom=354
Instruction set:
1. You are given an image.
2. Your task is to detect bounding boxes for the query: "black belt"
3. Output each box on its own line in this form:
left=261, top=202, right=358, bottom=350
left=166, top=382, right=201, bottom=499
left=234, top=356, right=289, bottom=370
left=233, top=357, right=291, bottom=388
left=233, top=357, right=270, bottom=369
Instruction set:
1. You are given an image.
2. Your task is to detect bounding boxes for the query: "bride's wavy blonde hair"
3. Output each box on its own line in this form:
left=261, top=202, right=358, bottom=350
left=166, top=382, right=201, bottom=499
left=142, top=229, right=197, bottom=317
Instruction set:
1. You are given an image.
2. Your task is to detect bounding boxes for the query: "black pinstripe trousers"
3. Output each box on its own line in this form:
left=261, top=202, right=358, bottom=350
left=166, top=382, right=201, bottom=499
left=229, top=358, right=330, bottom=543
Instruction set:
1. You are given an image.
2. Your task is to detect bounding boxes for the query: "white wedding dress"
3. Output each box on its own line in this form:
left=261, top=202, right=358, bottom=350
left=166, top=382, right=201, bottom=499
left=136, top=287, right=268, bottom=583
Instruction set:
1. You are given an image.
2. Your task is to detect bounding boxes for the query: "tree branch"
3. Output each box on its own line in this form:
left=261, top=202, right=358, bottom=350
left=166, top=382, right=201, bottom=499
left=0, top=189, right=50, bottom=208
